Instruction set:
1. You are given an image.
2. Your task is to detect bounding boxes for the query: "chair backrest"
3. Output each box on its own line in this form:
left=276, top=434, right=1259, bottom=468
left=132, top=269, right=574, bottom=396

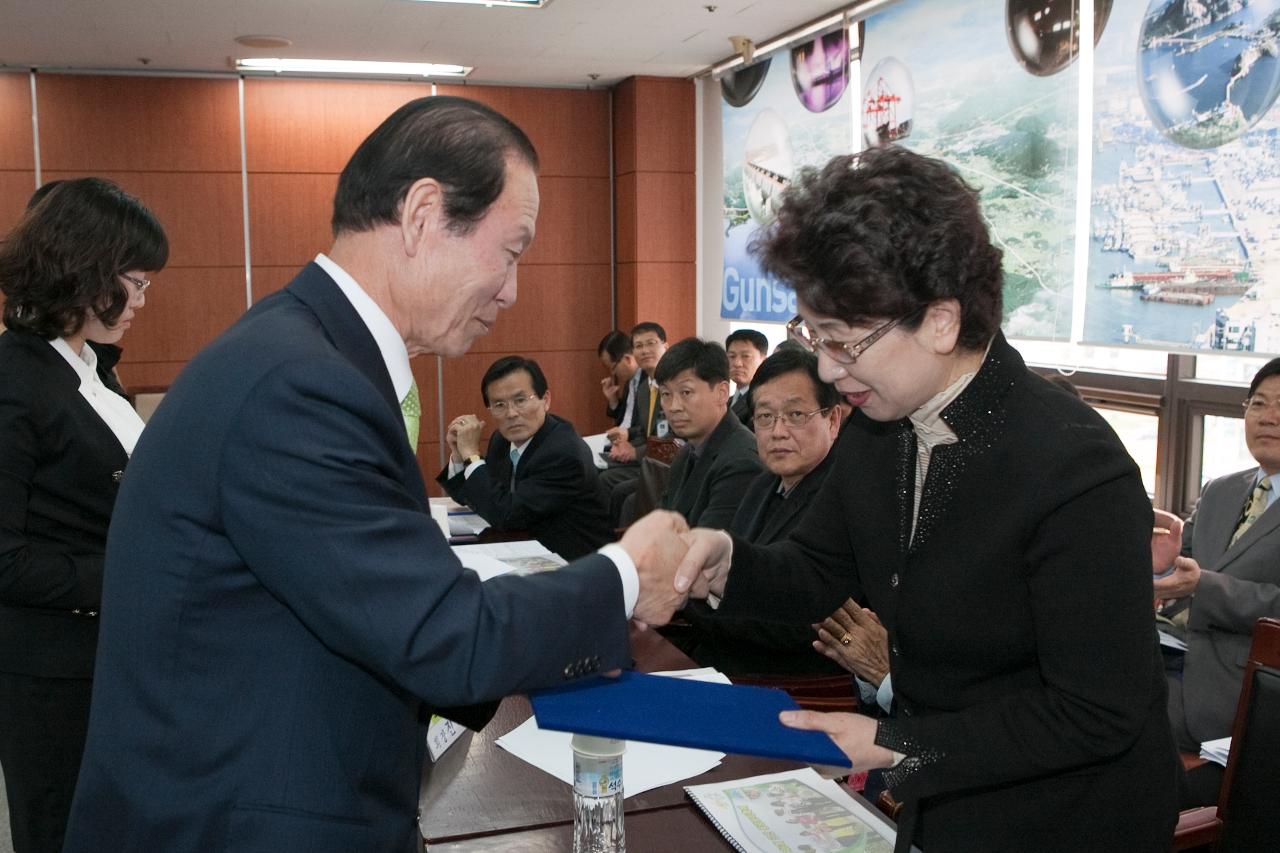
left=634, top=454, right=671, bottom=519
left=1215, top=617, right=1280, bottom=852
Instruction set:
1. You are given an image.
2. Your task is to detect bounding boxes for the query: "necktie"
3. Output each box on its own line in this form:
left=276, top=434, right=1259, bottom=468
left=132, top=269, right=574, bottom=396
left=400, top=381, right=421, bottom=449
left=1230, top=476, right=1272, bottom=546
left=509, top=446, right=520, bottom=491
left=646, top=380, right=658, bottom=437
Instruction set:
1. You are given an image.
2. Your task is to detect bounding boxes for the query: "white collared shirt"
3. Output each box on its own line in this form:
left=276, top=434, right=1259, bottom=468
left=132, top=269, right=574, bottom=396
left=49, top=337, right=146, bottom=455
left=314, top=254, right=638, bottom=615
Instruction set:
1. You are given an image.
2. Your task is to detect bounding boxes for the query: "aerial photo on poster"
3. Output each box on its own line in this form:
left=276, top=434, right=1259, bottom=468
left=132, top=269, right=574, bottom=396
left=1087, top=0, right=1280, bottom=354
left=861, top=0, right=1088, bottom=341
left=721, top=27, right=853, bottom=323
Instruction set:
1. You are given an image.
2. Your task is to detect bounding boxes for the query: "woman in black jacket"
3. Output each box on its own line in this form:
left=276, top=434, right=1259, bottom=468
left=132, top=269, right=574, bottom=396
left=0, top=178, right=167, bottom=853
left=679, top=147, right=1179, bottom=852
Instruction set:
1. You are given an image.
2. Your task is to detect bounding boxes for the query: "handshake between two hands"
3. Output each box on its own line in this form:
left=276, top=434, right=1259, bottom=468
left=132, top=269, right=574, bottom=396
left=615, top=511, right=732, bottom=627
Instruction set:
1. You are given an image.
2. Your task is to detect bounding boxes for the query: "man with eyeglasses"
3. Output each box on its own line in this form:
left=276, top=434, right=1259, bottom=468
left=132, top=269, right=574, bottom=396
left=439, top=355, right=613, bottom=560
left=674, top=347, right=848, bottom=676
left=654, top=337, right=763, bottom=531
left=1161, top=356, right=1280, bottom=768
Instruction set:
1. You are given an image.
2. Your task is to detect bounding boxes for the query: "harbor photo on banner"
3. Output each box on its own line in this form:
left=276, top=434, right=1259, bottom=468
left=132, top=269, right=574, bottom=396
left=861, top=0, right=1086, bottom=342
left=1087, top=0, right=1280, bottom=355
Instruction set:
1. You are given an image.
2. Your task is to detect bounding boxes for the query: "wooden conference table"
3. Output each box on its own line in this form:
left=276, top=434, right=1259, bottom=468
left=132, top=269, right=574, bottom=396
left=418, top=625, right=844, bottom=850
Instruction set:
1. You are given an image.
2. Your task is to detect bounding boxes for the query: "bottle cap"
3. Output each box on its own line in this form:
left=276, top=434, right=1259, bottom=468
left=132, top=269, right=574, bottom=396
left=571, top=733, right=626, bottom=757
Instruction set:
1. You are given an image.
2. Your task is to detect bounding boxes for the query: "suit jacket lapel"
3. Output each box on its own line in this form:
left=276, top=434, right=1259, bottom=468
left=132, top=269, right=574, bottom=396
left=1219, top=491, right=1280, bottom=570
left=287, top=262, right=401, bottom=419
left=1207, top=470, right=1257, bottom=568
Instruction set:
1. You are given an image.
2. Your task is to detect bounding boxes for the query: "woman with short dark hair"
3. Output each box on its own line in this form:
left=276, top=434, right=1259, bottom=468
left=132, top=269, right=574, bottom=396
left=0, top=177, right=167, bottom=853
left=681, top=146, right=1179, bottom=852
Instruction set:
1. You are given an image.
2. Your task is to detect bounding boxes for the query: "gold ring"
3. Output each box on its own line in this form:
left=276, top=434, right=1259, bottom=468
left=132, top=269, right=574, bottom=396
left=840, top=634, right=851, bottom=646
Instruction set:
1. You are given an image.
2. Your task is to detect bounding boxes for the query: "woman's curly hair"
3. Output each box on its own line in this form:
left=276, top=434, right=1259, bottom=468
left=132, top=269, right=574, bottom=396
left=751, top=145, right=1003, bottom=350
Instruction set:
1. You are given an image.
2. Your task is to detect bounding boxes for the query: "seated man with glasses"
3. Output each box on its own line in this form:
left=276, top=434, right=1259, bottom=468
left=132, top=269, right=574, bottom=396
left=1161, top=356, right=1280, bottom=767
left=676, top=347, right=849, bottom=675
left=654, top=337, right=764, bottom=530
left=438, top=355, right=614, bottom=560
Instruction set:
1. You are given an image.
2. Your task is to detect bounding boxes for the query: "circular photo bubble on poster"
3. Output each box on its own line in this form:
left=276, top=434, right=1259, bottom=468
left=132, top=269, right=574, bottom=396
left=721, top=59, right=773, bottom=108
left=790, top=29, right=850, bottom=113
left=1137, top=0, right=1280, bottom=149
left=1006, top=0, right=1114, bottom=76
left=742, top=108, right=792, bottom=226
left=861, top=57, right=914, bottom=148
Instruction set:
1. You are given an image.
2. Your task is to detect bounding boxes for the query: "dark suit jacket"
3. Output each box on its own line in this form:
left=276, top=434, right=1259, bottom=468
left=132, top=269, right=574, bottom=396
left=730, top=387, right=752, bottom=429
left=0, top=329, right=127, bottom=679
left=64, top=263, right=631, bottom=853
left=659, top=411, right=763, bottom=530
left=716, top=334, right=1178, bottom=853
left=1171, top=468, right=1280, bottom=743
left=437, top=413, right=614, bottom=560
left=680, top=455, right=844, bottom=676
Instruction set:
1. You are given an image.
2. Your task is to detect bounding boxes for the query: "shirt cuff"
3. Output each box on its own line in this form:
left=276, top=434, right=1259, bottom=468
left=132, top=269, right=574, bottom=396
left=464, top=458, right=486, bottom=479
left=597, top=543, right=639, bottom=619
left=448, top=460, right=465, bottom=478
left=876, top=673, right=894, bottom=714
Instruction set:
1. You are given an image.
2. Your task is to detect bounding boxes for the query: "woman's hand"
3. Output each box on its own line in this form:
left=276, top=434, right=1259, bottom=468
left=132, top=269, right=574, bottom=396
left=814, top=598, right=890, bottom=686
left=779, top=710, right=896, bottom=771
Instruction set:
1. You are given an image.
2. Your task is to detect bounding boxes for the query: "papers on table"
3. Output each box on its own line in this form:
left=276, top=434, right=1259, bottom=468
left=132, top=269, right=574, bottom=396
left=429, top=497, right=490, bottom=538
left=1158, top=630, right=1188, bottom=652
left=1199, top=736, right=1231, bottom=767
left=495, top=668, right=729, bottom=797
left=453, top=540, right=567, bottom=582
left=583, top=432, right=611, bottom=470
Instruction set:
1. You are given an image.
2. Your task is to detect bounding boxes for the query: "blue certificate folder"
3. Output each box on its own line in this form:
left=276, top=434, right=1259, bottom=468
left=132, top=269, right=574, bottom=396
left=530, top=671, right=852, bottom=768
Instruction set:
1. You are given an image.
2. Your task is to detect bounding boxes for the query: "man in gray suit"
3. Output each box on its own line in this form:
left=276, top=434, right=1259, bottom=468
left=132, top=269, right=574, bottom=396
left=1161, top=357, right=1280, bottom=750
left=655, top=337, right=763, bottom=530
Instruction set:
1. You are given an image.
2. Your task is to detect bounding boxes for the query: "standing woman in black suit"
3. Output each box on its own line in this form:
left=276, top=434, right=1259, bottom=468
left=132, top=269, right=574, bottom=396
left=0, top=178, right=167, bottom=853
left=677, top=147, right=1179, bottom=852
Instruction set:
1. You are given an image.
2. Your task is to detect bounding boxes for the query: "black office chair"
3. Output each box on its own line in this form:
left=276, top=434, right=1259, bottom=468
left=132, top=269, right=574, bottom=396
left=1173, top=617, right=1280, bottom=852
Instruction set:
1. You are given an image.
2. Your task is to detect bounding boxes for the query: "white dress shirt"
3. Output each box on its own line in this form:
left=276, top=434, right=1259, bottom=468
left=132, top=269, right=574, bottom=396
left=49, top=337, right=146, bottom=456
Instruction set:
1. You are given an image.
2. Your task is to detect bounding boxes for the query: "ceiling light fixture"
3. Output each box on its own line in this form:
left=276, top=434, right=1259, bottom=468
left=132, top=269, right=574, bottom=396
left=235, top=35, right=293, bottom=49
left=234, top=58, right=472, bottom=78
left=402, top=0, right=552, bottom=8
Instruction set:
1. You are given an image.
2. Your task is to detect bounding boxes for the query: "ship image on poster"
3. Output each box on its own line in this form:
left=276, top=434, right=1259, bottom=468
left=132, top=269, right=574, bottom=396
left=861, top=0, right=1087, bottom=341
left=721, top=29, right=853, bottom=323
left=1087, top=0, right=1280, bottom=354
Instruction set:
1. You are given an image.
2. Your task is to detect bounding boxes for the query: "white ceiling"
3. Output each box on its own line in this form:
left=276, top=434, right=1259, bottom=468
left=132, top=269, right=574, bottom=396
left=0, top=0, right=853, bottom=87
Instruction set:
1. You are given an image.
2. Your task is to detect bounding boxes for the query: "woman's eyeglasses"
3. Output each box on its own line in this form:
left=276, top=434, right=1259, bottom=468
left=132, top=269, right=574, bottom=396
left=786, top=308, right=920, bottom=365
left=120, top=273, right=151, bottom=293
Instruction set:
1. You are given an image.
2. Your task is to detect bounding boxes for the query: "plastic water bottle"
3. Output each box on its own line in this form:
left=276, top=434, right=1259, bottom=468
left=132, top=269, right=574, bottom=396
left=571, top=734, right=625, bottom=853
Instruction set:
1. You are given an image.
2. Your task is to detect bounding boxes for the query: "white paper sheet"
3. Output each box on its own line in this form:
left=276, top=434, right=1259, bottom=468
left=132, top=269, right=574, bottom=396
left=453, top=540, right=567, bottom=582
left=1158, top=630, right=1188, bottom=652
left=583, top=432, right=611, bottom=470
left=429, top=497, right=490, bottom=537
left=1199, top=736, right=1231, bottom=767
left=494, top=669, right=730, bottom=797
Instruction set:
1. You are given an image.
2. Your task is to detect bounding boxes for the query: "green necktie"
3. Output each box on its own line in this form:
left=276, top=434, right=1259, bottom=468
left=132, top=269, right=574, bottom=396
left=400, top=380, right=421, bottom=449
left=1230, top=476, right=1272, bottom=546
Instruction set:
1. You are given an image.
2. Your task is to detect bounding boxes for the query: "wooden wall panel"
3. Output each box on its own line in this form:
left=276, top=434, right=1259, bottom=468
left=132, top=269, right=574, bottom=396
left=244, top=78, right=431, bottom=173
left=36, top=75, right=241, bottom=172
left=0, top=170, right=35, bottom=236
left=612, top=76, right=696, bottom=340
left=436, top=85, right=610, bottom=179
left=112, top=267, right=246, bottom=363
left=628, top=78, right=696, bottom=175
left=468, top=263, right=611, bottom=355
left=616, top=262, right=696, bottom=345
left=43, top=170, right=245, bottom=268
left=250, top=266, right=299, bottom=301
left=248, top=172, right=338, bottom=268
left=0, top=73, right=33, bottom=170
left=521, top=176, right=611, bottom=267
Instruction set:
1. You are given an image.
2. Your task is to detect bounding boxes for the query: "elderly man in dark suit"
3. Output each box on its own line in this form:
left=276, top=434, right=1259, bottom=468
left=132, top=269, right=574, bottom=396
left=655, top=337, right=763, bottom=530
left=63, top=96, right=691, bottom=853
left=1161, top=357, right=1280, bottom=752
left=677, top=347, right=846, bottom=675
left=439, top=355, right=613, bottom=560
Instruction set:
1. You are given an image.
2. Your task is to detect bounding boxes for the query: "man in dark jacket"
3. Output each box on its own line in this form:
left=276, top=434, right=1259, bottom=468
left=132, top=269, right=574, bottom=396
left=440, top=355, right=614, bottom=560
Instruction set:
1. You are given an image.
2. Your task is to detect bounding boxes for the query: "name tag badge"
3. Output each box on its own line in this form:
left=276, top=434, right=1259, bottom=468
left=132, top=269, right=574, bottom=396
left=426, top=714, right=463, bottom=762
left=656, top=419, right=669, bottom=438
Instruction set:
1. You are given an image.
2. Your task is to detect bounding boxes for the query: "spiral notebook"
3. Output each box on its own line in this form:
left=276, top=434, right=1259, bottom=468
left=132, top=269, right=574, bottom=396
left=685, top=768, right=915, bottom=853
